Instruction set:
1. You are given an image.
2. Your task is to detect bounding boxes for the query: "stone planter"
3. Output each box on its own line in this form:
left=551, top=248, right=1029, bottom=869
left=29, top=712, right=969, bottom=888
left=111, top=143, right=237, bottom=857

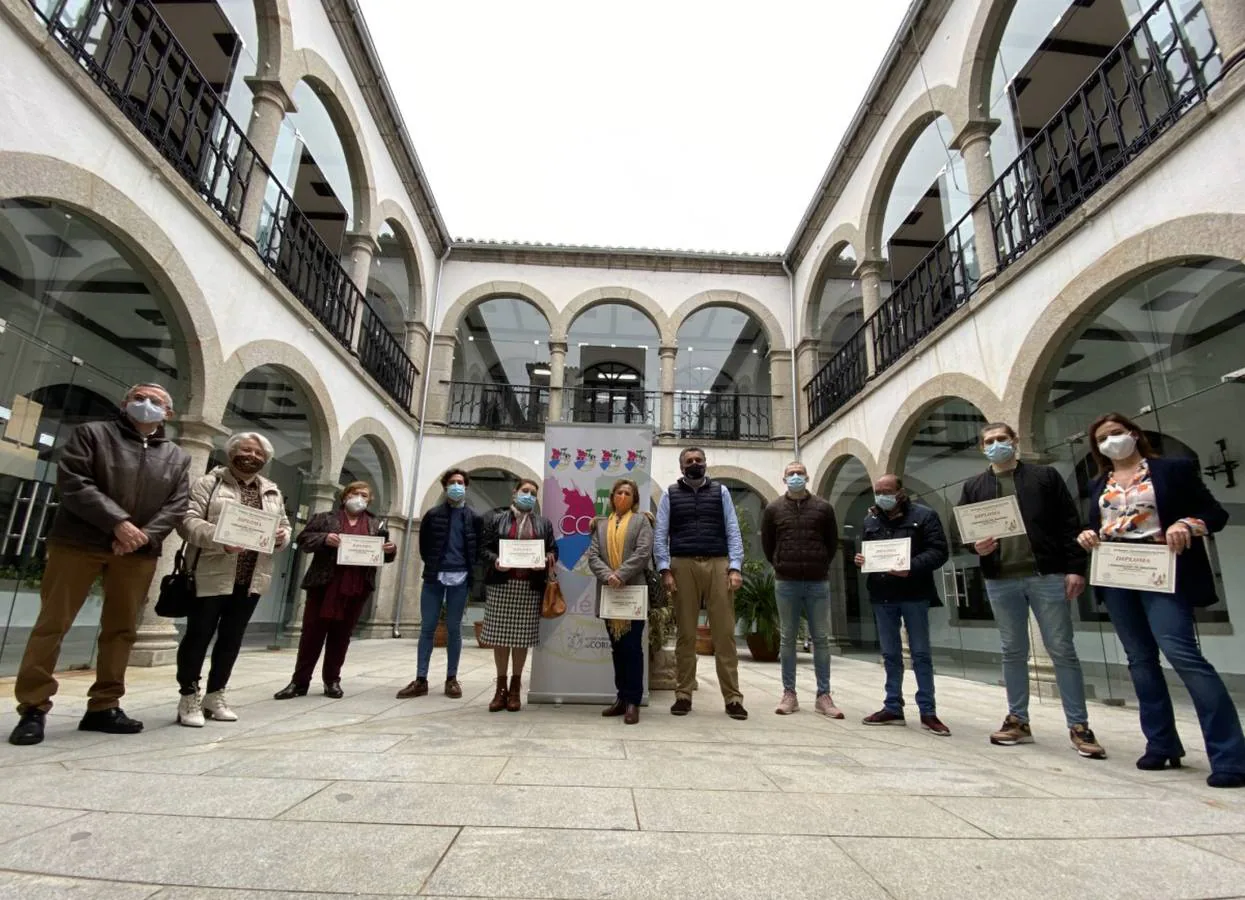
left=649, top=645, right=677, bottom=690
left=745, top=632, right=780, bottom=663
left=695, top=623, right=713, bottom=655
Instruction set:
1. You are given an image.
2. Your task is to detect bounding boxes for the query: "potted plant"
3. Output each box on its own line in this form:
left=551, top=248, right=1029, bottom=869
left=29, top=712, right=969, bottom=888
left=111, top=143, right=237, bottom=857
left=734, top=560, right=780, bottom=662
left=647, top=592, right=677, bottom=690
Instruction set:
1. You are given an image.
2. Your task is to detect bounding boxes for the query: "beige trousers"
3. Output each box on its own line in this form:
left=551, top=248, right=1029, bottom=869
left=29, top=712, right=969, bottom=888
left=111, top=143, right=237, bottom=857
left=671, top=556, right=741, bottom=704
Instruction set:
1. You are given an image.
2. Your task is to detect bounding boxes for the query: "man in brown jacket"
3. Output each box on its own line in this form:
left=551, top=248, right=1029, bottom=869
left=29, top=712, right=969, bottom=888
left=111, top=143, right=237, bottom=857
left=761, top=461, right=842, bottom=718
left=8, top=384, right=191, bottom=746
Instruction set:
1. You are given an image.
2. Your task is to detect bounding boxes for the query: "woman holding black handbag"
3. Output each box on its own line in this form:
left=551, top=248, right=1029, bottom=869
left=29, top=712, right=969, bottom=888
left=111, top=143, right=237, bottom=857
left=174, top=433, right=290, bottom=727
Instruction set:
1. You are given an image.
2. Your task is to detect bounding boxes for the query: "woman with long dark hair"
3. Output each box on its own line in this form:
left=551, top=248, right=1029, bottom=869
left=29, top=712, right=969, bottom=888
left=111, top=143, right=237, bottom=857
left=1077, top=412, right=1245, bottom=787
left=479, top=478, right=557, bottom=712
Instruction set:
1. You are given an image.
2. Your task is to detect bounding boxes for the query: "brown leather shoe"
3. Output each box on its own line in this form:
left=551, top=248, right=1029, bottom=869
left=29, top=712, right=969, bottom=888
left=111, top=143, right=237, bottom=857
left=488, top=677, right=508, bottom=713
left=396, top=678, right=428, bottom=699
left=602, top=699, right=626, bottom=717
left=506, top=675, right=522, bottom=712
left=624, top=704, right=639, bottom=725
left=445, top=678, right=462, bottom=699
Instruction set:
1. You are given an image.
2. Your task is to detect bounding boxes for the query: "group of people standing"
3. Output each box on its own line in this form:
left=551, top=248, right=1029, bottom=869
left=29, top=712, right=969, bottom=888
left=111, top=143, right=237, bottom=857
left=6, top=384, right=1244, bottom=791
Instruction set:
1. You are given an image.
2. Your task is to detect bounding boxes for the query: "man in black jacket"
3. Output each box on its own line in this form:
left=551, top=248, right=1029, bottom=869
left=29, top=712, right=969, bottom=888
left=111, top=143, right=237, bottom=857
left=9, top=384, right=191, bottom=746
left=761, top=461, right=843, bottom=718
left=853, top=474, right=951, bottom=736
left=958, top=423, right=1105, bottom=759
left=398, top=468, right=482, bottom=701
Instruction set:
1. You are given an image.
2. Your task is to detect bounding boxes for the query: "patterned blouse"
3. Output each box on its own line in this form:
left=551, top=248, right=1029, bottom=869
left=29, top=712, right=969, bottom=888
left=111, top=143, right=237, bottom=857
left=233, top=478, right=264, bottom=591
left=1099, top=459, right=1206, bottom=541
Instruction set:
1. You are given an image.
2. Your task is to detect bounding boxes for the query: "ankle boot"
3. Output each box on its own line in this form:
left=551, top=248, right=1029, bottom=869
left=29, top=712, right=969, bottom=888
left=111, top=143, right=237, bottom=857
left=506, top=675, right=522, bottom=712
left=488, top=676, right=508, bottom=713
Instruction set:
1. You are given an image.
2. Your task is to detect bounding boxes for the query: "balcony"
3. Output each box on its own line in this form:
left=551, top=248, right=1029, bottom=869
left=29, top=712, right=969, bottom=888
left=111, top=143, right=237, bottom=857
left=673, top=391, right=771, bottom=443
left=804, top=0, right=1223, bottom=432
left=560, top=386, right=659, bottom=426
left=28, top=0, right=418, bottom=411
left=446, top=382, right=549, bottom=434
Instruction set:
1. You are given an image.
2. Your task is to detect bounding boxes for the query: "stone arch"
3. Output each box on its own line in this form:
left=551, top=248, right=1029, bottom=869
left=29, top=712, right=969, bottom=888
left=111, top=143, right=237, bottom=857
left=252, top=0, right=293, bottom=81
left=801, top=223, right=864, bottom=341
left=877, top=374, right=1006, bottom=475
left=438, top=281, right=559, bottom=339
left=858, top=85, right=962, bottom=259
left=373, top=198, right=427, bottom=322
left=418, top=454, right=542, bottom=516
left=335, top=416, right=406, bottom=518
left=0, top=151, right=221, bottom=418
left=207, top=340, right=340, bottom=480
left=666, top=289, right=787, bottom=351
left=1002, top=213, right=1245, bottom=448
left=711, top=464, right=780, bottom=505
left=954, top=0, right=1020, bottom=131
left=561, top=286, right=669, bottom=341
left=281, top=49, right=377, bottom=234
left=812, top=437, right=879, bottom=497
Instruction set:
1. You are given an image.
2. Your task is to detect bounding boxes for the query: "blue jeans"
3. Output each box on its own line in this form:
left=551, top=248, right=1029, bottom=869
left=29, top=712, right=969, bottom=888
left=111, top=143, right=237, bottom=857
left=775, top=580, right=831, bottom=695
left=417, top=581, right=470, bottom=679
left=984, top=574, right=1089, bottom=728
left=873, top=600, right=935, bottom=716
left=1102, top=587, right=1245, bottom=775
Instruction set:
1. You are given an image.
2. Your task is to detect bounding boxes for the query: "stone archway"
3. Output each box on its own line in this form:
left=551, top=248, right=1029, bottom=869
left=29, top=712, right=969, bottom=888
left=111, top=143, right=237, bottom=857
left=812, top=437, right=879, bottom=496
left=560, top=286, right=669, bottom=342
left=417, top=454, right=543, bottom=516
left=335, top=416, right=407, bottom=518
left=877, top=373, right=1006, bottom=475
left=372, top=199, right=427, bottom=323
left=666, top=289, right=788, bottom=351
left=438, top=281, right=560, bottom=340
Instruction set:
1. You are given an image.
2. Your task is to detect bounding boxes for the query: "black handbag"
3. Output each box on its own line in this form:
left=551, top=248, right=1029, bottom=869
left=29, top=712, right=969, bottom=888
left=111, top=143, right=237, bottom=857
left=154, top=474, right=222, bottom=618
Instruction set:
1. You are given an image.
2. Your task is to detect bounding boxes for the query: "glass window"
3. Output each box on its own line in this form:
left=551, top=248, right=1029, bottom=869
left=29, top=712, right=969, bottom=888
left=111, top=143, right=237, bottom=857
left=453, top=297, right=552, bottom=388
left=566, top=303, right=659, bottom=424
left=675, top=307, right=770, bottom=394
left=340, top=436, right=390, bottom=515
left=367, top=222, right=413, bottom=337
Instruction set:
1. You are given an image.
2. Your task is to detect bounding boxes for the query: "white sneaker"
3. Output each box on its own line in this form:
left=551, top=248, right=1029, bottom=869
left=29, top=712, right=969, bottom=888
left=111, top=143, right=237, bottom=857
left=177, top=691, right=205, bottom=728
left=202, top=690, right=237, bottom=722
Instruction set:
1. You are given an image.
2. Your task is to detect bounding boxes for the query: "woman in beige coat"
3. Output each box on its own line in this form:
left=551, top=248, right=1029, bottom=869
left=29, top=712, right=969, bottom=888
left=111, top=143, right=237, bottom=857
left=587, top=478, right=654, bottom=725
left=174, top=432, right=290, bottom=726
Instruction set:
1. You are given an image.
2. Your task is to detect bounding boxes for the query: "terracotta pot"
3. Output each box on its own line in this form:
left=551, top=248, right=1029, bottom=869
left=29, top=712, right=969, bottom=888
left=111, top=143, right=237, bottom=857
left=434, top=622, right=448, bottom=648
left=745, top=632, right=780, bottom=663
left=474, top=620, right=488, bottom=647
left=695, top=623, right=714, bottom=656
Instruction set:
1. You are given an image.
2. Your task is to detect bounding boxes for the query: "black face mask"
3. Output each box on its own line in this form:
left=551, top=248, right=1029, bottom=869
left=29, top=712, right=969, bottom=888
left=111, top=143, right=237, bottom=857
left=232, top=456, right=264, bottom=475
left=683, top=463, right=706, bottom=480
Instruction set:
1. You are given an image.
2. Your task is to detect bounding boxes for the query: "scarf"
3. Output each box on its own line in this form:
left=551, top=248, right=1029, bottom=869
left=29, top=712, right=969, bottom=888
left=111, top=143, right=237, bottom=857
left=606, top=510, right=633, bottom=639
left=507, top=506, right=537, bottom=580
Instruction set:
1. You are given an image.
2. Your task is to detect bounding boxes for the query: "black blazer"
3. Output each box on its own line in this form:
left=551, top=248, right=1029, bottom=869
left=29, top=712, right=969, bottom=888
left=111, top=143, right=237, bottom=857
left=481, top=509, right=558, bottom=592
left=1088, top=456, right=1227, bottom=606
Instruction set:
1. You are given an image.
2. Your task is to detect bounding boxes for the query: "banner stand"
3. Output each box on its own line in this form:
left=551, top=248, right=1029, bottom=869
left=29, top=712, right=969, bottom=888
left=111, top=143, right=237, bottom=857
left=529, top=422, right=654, bottom=705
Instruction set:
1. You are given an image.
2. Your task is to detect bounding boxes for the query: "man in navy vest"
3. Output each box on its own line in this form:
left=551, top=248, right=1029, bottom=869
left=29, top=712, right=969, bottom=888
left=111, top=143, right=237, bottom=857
left=655, top=447, right=748, bottom=720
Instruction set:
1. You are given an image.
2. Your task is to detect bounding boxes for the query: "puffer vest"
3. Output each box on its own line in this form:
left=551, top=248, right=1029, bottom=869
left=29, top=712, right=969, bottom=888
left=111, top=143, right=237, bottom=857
left=667, top=479, right=729, bottom=559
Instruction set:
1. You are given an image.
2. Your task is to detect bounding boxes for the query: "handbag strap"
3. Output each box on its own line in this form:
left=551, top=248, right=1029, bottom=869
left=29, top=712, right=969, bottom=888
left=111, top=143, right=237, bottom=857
left=183, top=473, right=225, bottom=574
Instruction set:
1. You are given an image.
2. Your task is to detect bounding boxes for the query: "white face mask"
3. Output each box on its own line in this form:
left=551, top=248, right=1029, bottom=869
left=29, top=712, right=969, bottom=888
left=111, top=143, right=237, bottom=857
left=344, top=496, right=368, bottom=514
left=1098, top=433, right=1138, bottom=461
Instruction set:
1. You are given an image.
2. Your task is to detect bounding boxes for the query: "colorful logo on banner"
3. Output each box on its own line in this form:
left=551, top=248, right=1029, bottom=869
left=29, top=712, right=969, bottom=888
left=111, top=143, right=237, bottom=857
left=548, top=446, right=648, bottom=474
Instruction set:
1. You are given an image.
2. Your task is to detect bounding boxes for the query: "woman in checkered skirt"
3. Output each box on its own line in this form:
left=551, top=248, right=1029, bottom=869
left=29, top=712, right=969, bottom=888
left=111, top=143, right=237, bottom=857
left=480, top=478, right=557, bottom=712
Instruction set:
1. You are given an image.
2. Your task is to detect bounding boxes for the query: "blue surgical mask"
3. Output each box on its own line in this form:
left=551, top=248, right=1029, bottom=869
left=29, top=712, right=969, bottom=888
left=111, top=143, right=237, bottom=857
left=785, top=474, right=807, bottom=493
left=874, top=493, right=898, bottom=511
left=514, top=493, right=536, bottom=511
left=984, top=440, right=1015, bottom=464
left=446, top=484, right=466, bottom=502
left=125, top=398, right=165, bottom=424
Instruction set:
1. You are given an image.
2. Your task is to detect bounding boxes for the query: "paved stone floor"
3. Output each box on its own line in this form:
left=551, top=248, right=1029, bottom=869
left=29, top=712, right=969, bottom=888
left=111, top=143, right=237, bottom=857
left=2, top=642, right=1245, bottom=898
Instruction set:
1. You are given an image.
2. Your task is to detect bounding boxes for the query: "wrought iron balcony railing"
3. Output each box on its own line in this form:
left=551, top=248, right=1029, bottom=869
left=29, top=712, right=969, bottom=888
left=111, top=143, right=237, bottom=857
left=674, top=391, right=771, bottom=442
left=29, top=0, right=418, bottom=410
left=560, top=386, right=659, bottom=426
left=446, top=382, right=549, bottom=433
left=803, top=0, right=1222, bottom=433
left=357, top=302, right=416, bottom=410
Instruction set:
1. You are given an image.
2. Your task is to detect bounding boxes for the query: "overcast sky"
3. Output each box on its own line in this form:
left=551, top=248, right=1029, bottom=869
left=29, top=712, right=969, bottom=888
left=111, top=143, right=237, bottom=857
left=358, top=1, right=911, bottom=253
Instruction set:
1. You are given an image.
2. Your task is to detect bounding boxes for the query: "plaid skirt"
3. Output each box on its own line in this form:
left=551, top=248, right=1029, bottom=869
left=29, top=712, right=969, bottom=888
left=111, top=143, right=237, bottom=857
left=480, top=578, right=542, bottom=648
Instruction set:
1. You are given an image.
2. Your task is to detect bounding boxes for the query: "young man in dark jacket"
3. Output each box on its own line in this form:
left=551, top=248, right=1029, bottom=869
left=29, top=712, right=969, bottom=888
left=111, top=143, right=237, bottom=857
left=9, top=384, right=191, bottom=746
left=398, top=468, right=482, bottom=700
left=761, top=461, right=843, bottom=718
left=853, top=474, right=951, bottom=736
left=958, top=423, right=1105, bottom=759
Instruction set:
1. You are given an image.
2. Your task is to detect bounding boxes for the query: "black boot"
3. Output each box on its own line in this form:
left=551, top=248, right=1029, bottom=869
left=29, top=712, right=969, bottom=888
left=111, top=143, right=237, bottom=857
left=323, top=681, right=344, bottom=699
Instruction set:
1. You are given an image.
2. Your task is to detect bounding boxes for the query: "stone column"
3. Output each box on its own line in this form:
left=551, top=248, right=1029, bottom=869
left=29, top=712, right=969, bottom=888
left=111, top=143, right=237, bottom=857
left=284, top=480, right=341, bottom=640
left=658, top=345, right=677, bottom=438
left=825, top=559, right=850, bottom=655
left=767, top=349, right=794, bottom=444
left=238, top=77, right=296, bottom=244
left=425, top=334, right=458, bottom=425
left=130, top=416, right=228, bottom=666
left=794, top=337, right=820, bottom=434
left=547, top=340, right=568, bottom=422
left=1203, top=0, right=1245, bottom=72
left=355, top=515, right=409, bottom=639
left=344, top=231, right=381, bottom=353
left=855, top=258, right=886, bottom=377
left=951, top=119, right=1001, bottom=283
left=404, top=320, right=430, bottom=418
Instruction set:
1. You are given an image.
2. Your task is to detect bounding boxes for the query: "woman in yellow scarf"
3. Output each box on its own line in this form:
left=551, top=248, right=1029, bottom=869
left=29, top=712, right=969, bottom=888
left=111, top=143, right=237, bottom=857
left=586, top=478, right=654, bottom=724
